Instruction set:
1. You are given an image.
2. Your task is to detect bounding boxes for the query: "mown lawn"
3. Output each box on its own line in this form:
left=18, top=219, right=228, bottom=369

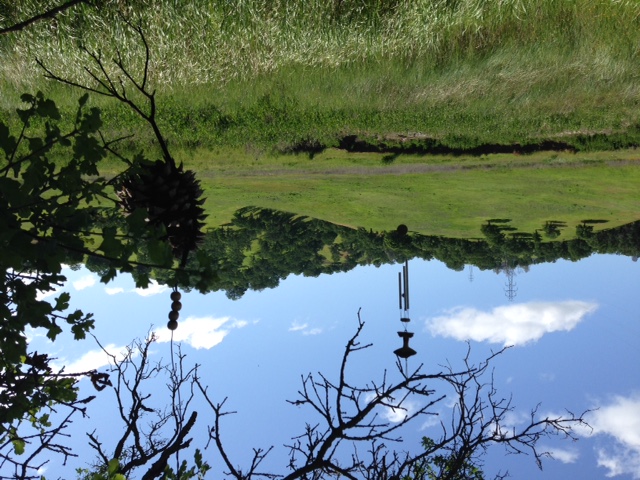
left=166, top=148, right=640, bottom=238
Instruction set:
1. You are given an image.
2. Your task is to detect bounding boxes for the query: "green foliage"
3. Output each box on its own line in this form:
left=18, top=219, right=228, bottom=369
left=412, top=437, right=485, bottom=480
left=76, top=459, right=127, bottom=480
left=542, top=221, right=566, bottom=239
left=0, top=91, right=177, bottom=448
left=161, top=207, right=640, bottom=299
left=161, top=449, right=211, bottom=480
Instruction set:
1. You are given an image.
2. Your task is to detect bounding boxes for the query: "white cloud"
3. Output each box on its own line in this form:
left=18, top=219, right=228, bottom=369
left=382, top=400, right=420, bottom=423
left=36, top=288, right=61, bottom=301
left=289, top=321, right=308, bottom=332
left=105, top=287, right=124, bottom=295
left=425, top=301, right=597, bottom=346
left=54, top=343, right=129, bottom=374
left=590, top=396, right=640, bottom=448
left=420, top=414, right=441, bottom=430
left=153, top=316, right=249, bottom=349
left=303, top=328, right=323, bottom=336
left=500, top=410, right=529, bottom=430
left=73, top=274, right=97, bottom=291
left=544, top=446, right=579, bottom=464
left=232, top=319, right=249, bottom=329
left=25, top=327, right=49, bottom=344
left=586, top=395, right=640, bottom=478
left=289, top=320, right=323, bottom=336
left=597, top=449, right=640, bottom=478
left=364, top=393, right=419, bottom=424
left=134, top=280, right=169, bottom=297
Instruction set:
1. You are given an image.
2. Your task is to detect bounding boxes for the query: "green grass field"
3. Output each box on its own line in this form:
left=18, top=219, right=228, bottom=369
left=2, top=0, right=640, bottom=152
left=2, top=0, right=639, bottom=239
left=166, top=147, right=640, bottom=238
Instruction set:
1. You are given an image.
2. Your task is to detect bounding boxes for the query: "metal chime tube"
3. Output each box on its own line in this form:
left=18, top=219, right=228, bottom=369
left=403, top=260, right=410, bottom=311
left=394, top=257, right=417, bottom=357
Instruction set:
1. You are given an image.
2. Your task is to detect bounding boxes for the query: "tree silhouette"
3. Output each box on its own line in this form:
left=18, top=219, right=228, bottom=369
left=81, top=336, right=203, bottom=480
left=0, top=0, right=89, bottom=36
left=196, top=312, right=588, bottom=480
left=3, top=312, right=590, bottom=479
left=1, top=15, right=206, bottom=467
left=164, top=208, right=640, bottom=299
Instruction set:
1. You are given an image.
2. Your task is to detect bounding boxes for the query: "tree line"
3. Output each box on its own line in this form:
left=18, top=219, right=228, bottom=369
left=0, top=5, right=605, bottom=478
left=139, top=207, right=640, bottom=299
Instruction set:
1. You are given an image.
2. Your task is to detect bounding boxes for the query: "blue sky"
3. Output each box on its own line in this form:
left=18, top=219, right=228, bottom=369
left=22, top=253, right=640, bottom=479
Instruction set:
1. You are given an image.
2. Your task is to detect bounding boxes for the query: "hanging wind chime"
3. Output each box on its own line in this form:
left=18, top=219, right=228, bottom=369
left=116, top=145, right=208, bottom=332
left=167, top=288, right=182, bottom=330
left=395, top=259, right=417, bottom=358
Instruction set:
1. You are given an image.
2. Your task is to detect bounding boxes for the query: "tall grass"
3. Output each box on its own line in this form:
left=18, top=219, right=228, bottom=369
left=1, top=0, right=640, bottom=151
left=3, top=0, right=640, bottom=87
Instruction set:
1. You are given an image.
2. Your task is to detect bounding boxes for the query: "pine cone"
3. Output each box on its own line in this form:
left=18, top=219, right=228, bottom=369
left=118, top=160, right=207, bottom=260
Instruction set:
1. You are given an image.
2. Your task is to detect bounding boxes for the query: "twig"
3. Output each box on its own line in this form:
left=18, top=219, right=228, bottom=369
left=0, top=0, right=89, bottom=36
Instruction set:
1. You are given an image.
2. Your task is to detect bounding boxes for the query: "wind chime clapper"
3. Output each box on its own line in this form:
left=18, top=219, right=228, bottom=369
left=394, top=259, right=417, bottom=359
left=167, top=288, right=182, bottom=331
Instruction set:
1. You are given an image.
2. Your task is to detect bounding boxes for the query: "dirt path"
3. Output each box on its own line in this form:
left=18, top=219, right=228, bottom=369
left=208, top=158, right=640, bottom=178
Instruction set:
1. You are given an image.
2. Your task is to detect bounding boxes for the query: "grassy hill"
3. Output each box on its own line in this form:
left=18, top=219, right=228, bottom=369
left=2, top=0, right=640, bottom=152
left=2, top=0, right=639, bottom=237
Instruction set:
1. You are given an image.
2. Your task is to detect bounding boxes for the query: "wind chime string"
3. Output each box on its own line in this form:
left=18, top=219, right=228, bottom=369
left=169, top=322, right=184, bottom=471
left=167, top=286, right=184, bottom=434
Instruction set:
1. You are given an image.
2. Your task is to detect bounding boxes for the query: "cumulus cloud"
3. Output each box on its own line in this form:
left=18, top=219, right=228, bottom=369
left=54, top=343, right=129, bottom=374
left=153, top=316, right=248, bottom=349
left=36, top=288, right=61, bottom=301
left=586, top=395, right=640, bottom=478
left=73, top=274, right=97, bottom=291
left=134, top=280, right=169, bottom=297
left=382, top=400, right=420, bottom=423
left=543, top=446, right=579, bottom=464
left=425, top=301, right=597, bottom=346
left=289, top=320, right=323, bottom=336
left=105, top=287, right=125, bottom=295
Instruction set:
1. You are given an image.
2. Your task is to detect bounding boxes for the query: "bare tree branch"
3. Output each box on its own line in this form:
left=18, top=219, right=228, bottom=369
left=36, top=20, right=175, bottom=168
left=0, top=361, right=100, bottom=480
left=0, top=0, right=89, bottom=36
left=86, top=334, right=201, bottom=479
left=196, top=311, right=590, bottom=480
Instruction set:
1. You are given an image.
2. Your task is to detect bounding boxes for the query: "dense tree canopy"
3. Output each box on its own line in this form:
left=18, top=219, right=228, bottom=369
left=154, top=206, right=640, bottom=299
left=0, top=12, right=209, bottom=473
